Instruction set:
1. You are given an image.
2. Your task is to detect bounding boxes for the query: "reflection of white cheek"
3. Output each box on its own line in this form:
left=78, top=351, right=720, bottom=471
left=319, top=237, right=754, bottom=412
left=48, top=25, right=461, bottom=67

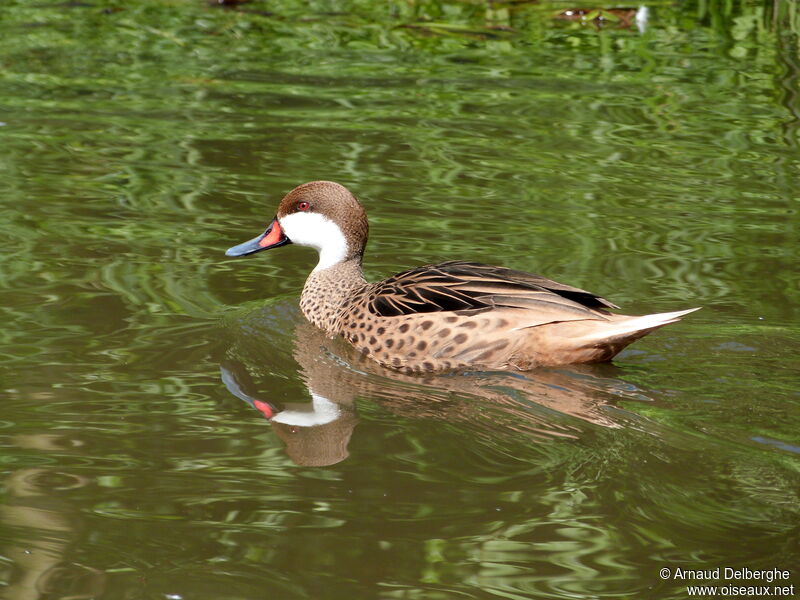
left=271, top=393, right=341, bottom=427
left=279, top=212, right=349, bottom=272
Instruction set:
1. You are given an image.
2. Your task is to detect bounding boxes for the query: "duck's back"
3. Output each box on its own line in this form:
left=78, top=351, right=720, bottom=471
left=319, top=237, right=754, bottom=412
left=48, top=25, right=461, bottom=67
left=335, top=261, right=623, bottom=373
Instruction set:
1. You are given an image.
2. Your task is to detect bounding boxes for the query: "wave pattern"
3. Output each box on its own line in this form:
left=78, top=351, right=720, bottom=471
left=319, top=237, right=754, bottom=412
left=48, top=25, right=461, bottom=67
left=0, top=1, right=798, bottom=598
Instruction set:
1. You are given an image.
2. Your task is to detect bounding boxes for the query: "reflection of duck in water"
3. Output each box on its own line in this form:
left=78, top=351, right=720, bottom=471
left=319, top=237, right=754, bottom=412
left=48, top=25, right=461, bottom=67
left=225, top=181, right=698, bottom=373
left=222, top=314, right=655, bottom=467
left=222, top=349, right=359, bottom=468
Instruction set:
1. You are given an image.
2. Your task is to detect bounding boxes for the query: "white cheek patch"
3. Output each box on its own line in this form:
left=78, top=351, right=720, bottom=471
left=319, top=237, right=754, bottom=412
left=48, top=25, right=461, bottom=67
left=270, top=393, right=341, bottom=427
left=279, top=212, right=349, bottom=272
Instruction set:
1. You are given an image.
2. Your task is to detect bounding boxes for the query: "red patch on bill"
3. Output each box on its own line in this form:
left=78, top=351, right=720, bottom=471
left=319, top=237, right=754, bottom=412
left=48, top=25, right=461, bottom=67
left=259, top=221, right=284, bottom=248
left=253, top=400, right=275, bottom=419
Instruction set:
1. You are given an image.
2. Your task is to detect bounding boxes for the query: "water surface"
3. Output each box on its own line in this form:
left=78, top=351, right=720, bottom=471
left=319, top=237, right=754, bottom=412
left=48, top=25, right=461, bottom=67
left=0, top=1, right=798, bottom=598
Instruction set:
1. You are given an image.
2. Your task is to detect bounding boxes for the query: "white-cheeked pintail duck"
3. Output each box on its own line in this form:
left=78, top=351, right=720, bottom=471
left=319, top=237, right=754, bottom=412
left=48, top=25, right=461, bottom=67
left=226, top=181, right=699, bottom=373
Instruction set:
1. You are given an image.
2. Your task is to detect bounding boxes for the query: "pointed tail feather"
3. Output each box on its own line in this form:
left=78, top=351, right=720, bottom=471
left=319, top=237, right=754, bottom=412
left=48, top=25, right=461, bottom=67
left=581, top=307, right=701, bottom=344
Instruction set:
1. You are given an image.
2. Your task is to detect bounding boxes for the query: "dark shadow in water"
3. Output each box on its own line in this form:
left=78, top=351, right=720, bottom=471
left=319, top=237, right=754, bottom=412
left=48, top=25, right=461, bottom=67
left=220, top=304, right=656, bottom=466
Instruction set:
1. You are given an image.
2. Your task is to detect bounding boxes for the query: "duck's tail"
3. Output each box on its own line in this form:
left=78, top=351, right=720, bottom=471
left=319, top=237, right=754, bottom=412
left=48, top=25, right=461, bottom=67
left=582, top=307, right=702, bottom=345
left=553, top=306, right=701, bottom=365
left=506, top=306, right=700, bottom=368
left=516, top=307, right=701, bottom=367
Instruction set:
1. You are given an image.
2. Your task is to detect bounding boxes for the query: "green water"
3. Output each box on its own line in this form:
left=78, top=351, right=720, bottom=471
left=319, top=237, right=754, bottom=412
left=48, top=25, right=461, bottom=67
left=1, top=1, right=798, bottom=598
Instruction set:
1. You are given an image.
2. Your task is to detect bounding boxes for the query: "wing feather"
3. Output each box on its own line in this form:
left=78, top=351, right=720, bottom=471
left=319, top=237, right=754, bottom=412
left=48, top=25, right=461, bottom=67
left=367, top=261, right=616, bottom=319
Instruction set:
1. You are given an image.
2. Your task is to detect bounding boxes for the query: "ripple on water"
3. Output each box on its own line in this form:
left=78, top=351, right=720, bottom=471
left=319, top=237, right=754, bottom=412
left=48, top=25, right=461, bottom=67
left=0, top=3, right=799, bottom=597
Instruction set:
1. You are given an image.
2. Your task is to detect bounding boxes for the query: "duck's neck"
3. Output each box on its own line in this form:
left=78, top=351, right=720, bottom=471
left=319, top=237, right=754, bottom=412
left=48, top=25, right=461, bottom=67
left=300, top=258, right=367, bottom=335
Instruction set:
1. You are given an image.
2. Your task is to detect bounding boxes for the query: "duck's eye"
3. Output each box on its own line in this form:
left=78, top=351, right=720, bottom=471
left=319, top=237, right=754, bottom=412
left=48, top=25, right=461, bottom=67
left=298, top=201, right=310, bottom=212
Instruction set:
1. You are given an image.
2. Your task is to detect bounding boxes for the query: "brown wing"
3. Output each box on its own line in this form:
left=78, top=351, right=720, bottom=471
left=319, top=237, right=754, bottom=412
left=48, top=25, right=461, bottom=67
left=368, top=260, right=617, bottom=318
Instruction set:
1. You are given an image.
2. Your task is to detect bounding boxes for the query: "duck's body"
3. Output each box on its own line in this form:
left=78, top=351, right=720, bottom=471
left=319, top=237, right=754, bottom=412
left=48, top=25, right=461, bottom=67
left=226, top=181, right=698, bottom=373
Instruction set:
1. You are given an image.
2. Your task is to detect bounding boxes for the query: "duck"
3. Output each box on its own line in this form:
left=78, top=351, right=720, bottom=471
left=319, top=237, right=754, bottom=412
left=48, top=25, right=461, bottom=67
left=225, top=181, right=699, bottom=373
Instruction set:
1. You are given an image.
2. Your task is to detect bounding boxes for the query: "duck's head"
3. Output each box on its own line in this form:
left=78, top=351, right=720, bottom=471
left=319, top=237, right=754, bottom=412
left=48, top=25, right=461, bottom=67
left=225, top=181, right=369, bottom=271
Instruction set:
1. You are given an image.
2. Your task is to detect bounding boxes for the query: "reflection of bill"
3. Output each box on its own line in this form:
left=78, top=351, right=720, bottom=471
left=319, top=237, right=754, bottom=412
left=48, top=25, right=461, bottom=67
left=222, top=316, right=655, bottom=467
